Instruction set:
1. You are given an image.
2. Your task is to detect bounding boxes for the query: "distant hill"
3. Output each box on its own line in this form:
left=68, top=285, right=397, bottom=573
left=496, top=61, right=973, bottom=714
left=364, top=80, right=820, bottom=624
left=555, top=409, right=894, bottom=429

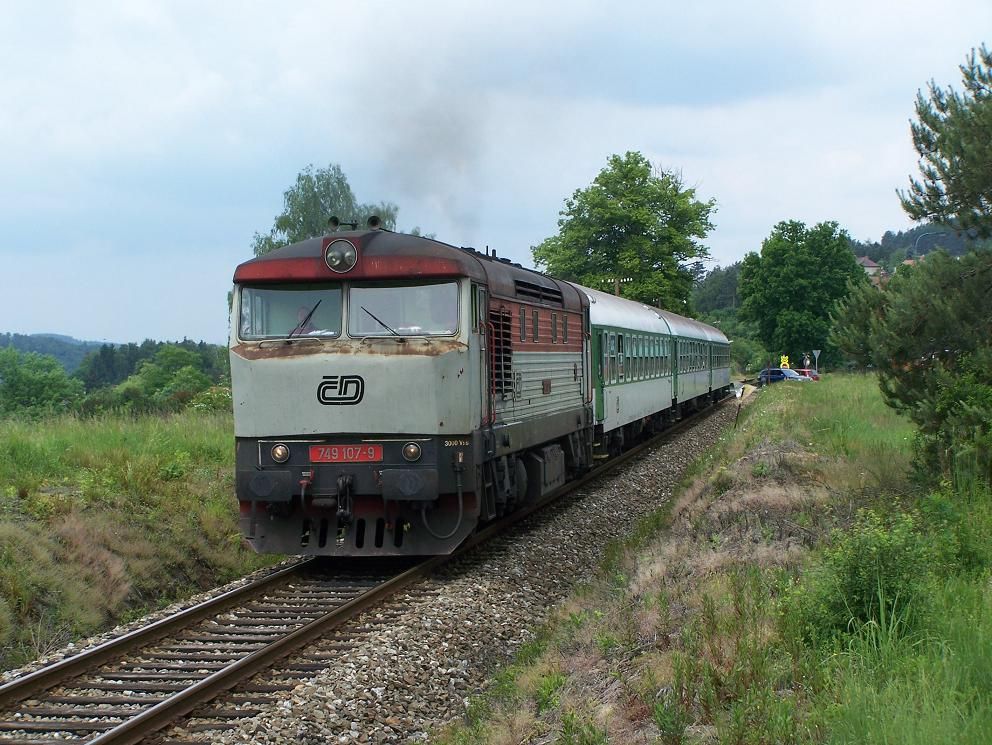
left=849, top=223, right=990, bottom=271
left=0, top=332, right=107, bottom=373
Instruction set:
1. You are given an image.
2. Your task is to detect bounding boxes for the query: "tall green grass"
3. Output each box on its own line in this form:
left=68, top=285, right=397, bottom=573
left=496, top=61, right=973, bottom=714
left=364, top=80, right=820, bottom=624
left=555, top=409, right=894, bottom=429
left=0, top=410, right=275, bottom=668
left=826, top=579, right=992, bottom=744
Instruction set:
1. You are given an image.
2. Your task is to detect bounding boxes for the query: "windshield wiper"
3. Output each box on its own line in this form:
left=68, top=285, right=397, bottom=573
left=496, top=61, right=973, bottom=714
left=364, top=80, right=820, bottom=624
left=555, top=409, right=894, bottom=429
left=361, top=306, right=401, bottom=336
left=289, top=300, right=322, bottom=338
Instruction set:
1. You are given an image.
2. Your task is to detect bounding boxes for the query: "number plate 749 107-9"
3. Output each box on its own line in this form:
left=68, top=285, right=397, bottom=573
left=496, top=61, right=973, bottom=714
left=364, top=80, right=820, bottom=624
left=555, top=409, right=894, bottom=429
left=309, top=445, right=383, bottom=463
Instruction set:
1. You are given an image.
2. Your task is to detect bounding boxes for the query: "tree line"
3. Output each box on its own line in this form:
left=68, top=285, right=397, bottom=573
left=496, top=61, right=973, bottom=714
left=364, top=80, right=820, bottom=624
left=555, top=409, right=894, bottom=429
left=0, top=340, right=230, bottom=419
left=0, top=332, right=104, bottom=373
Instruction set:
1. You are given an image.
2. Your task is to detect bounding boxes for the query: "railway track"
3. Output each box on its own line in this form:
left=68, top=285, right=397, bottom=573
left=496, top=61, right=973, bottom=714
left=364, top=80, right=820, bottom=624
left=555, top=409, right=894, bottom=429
left=0, top=399, right=730, bottom=745
left=0, top=559, right=426, bottom=745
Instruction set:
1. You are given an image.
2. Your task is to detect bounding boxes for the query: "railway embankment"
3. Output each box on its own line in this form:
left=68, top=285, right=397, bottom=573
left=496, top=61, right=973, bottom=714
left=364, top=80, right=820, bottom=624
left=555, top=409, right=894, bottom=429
left=0, top=410, right=278, bottom=671
left=434, top=375, right=992, bottom=744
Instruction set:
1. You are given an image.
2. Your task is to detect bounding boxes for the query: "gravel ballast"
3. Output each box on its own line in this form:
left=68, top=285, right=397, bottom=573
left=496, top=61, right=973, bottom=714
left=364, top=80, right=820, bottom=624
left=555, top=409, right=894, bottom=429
left=165, top=402, right=738, bottom=744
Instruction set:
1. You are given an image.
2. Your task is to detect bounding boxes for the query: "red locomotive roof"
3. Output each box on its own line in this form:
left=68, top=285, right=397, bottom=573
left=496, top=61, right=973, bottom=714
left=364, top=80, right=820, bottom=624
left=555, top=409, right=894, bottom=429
left=233, top=230, right=586, bottom=313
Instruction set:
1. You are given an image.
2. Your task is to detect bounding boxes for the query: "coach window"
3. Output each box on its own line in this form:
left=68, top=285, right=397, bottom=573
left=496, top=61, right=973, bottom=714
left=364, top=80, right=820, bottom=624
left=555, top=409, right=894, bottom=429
left=551, top=313, right=558, bottom=343
left=519, top=307, right=527, bottom=342
left=617, top=334, right=625, bottom=380
left=599, top=331, right=608, bottom=382
left=608, top=332, right=617, bottom=383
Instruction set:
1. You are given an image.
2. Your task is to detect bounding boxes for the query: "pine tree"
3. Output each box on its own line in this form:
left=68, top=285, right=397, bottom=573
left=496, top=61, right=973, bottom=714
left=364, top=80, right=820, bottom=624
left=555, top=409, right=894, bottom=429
left=900, top=45, right=992, bottom=237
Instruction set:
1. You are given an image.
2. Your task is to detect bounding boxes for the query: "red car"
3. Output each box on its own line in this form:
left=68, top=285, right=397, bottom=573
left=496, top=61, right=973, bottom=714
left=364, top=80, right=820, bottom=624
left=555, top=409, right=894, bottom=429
left=794, top=368, right=820, bottom=381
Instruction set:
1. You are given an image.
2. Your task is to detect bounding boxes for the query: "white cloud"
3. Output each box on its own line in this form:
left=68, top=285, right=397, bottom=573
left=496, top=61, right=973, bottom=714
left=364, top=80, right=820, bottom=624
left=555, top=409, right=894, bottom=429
left=1, top=0, right=990, bottom=341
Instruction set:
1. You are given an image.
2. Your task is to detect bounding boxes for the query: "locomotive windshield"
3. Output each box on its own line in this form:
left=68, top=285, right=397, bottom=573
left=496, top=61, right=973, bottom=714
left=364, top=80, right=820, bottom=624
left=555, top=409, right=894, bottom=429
left=239, top=283, right=342, bottom=340
left=348, top=281, right=458, bottom=337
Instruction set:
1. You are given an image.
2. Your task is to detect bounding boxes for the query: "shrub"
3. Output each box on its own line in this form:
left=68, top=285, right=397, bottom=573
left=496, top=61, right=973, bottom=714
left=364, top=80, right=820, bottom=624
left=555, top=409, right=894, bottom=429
left=919, top=487, right=992, bottom=576
left=782, top=509, right=932, bottom=645
left=190, top=385, right=233, bottom=412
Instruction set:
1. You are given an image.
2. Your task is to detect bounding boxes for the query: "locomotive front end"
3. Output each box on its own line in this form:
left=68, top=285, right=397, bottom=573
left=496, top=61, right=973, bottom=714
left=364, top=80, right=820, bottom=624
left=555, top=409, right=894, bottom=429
left=230, top=231, right=486, bottom=556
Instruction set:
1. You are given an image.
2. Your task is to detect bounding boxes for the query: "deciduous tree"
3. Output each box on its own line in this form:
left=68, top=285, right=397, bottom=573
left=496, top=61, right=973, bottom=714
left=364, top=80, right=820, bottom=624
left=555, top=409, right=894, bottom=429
left=0, top=348, right=84, bottom=417
left=899, top=45, right=992, bottom=237
left=739, top=220, right=865, bottom=365
left=252, top=164, right=400, bottom=256
left=532, top=152, right=715, bottom=310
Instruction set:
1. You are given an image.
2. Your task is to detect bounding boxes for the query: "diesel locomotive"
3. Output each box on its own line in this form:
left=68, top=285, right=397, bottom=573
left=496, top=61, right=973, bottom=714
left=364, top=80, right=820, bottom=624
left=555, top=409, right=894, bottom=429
left=230, top=225, right=731, bottom=556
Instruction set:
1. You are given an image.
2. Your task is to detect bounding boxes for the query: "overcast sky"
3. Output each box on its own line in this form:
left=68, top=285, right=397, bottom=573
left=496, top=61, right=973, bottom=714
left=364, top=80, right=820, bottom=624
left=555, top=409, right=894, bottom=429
left=1, top=1, right=988, bottom=345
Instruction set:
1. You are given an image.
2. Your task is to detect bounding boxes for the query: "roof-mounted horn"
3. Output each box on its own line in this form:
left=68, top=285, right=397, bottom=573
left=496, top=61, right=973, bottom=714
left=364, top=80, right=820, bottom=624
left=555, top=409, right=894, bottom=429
left=367, top=215, right=382, bottom=229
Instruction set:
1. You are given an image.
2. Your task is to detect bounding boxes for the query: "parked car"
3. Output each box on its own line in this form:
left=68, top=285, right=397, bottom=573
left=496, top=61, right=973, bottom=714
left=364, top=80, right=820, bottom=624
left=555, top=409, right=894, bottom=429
left=794, top=367, right=820, bottom=381
left=757, top=367, right=812, bottom=385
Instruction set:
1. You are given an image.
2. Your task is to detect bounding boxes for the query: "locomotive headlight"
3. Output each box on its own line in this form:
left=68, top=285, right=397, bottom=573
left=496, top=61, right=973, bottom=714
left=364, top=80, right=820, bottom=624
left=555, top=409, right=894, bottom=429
left=271, top=443, right=291, bottom=463
left=324, top=239, right=358, bottom=273
left=402, top=442, right=422, bottom=462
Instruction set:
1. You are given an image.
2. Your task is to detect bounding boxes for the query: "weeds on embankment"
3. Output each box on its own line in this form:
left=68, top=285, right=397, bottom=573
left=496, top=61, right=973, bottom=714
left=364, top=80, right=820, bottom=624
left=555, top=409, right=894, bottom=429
left=0, top=410, right=276, bottom=669
left=434, top=375, right=992, bottom=744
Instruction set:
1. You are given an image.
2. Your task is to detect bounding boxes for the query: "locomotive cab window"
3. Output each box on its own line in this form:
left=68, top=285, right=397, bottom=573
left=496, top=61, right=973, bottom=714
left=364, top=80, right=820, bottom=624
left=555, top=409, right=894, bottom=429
left=348, top=281, right=458, bottom=337
left=239, top=283, right=342, bottom=340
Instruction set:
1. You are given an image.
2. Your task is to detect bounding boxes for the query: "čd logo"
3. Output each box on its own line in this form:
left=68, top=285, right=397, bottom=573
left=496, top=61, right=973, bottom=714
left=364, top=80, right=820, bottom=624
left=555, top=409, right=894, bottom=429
left=317, top=375, right=365, bottom=405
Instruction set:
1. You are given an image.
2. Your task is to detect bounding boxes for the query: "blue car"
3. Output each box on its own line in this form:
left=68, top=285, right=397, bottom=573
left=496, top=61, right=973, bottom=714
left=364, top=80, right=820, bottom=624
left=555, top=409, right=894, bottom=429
left=758, top=367, right=811, bottom=385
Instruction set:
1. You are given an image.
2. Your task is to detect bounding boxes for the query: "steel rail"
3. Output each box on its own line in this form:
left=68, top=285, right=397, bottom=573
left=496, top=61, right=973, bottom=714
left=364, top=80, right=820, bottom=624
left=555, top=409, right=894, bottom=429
left=85, top=557, right=442, bottom=745
left=0, top=558, right=316, bottom=710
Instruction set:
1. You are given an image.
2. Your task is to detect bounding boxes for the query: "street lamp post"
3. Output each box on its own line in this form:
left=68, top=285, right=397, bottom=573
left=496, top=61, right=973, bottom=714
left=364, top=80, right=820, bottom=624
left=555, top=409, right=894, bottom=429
left=913, top=231, right=942, bottom=256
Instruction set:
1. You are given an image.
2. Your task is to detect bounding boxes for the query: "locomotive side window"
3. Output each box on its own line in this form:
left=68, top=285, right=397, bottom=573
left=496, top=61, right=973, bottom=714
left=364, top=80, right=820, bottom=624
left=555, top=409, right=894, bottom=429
left=563, top=315, right=568, bottom=343
left=551, top=313, right=558, bottom=343
left=472, top=286, right=484, bottom=332
left=520, top=307, right=527, bottom=341
left=532, top=310, right=539, bottom=341
left=239, top=283, right=342, bottom=340
left=348, top=281, right=458, bottom=337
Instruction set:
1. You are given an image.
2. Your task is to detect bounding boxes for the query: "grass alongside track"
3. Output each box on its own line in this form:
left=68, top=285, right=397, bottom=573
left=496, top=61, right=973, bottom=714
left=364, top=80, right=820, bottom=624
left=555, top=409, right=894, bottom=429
left=435, top=375, right=992, bottom=744
left=0, top=411, right=277, bottom=669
